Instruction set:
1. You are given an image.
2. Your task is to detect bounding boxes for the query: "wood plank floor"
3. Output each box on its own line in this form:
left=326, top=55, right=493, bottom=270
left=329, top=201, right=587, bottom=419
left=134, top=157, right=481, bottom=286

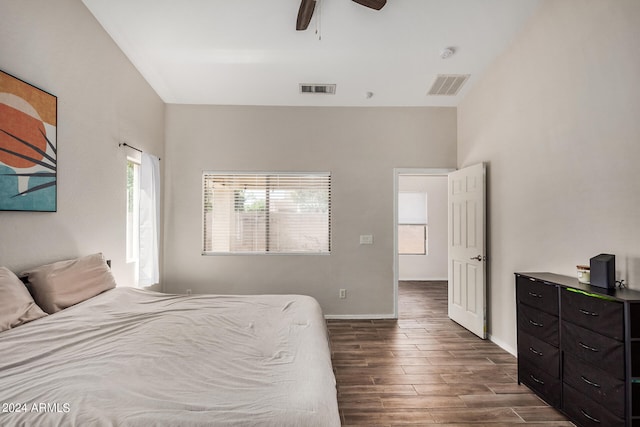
left=327, top=281, right=574, bottom=426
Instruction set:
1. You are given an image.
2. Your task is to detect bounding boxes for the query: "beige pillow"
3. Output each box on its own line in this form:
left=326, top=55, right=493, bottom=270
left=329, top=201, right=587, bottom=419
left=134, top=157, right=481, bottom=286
left=0, top=267, right=48, bottom=332
left=23, top=253, right=116, bottom=314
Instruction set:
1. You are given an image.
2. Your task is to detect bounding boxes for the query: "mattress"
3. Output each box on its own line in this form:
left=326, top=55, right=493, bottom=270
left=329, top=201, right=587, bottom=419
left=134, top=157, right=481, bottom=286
left=0, top=288, right=340, bottom=426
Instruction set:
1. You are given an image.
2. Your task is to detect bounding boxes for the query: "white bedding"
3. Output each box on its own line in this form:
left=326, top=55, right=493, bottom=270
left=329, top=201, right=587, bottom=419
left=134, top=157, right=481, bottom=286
left=0, top=288, right=340, bottom=426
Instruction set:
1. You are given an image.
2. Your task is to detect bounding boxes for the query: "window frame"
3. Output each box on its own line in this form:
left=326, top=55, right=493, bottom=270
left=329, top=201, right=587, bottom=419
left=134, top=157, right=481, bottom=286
left=202, top=171, right=332, bottom=256
left=397, top=191, right=428, bottom=256
left=398, top=223, right=427, bottom=255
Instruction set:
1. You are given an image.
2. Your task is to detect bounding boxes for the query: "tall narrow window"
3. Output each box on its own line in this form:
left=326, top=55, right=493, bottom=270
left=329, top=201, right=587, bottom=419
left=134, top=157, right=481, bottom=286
left=126, top=159, right=140, bottom=263
left=203, top=172, right=331, bottom=254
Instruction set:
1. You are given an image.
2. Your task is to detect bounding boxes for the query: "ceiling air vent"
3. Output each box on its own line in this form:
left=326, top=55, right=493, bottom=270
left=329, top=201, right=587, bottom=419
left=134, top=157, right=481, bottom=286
left=427, top=74, right=470, bottom=96
left=300, top=84, right=336, bottom=95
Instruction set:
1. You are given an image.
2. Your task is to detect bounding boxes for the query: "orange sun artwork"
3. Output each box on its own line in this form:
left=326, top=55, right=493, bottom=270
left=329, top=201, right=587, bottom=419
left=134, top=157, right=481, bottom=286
left=0, top=70, right=57, bottom=211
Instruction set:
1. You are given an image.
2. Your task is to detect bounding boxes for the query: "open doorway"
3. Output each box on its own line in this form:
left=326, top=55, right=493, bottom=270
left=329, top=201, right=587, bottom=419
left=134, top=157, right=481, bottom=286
left=393, top=168, right=453, bottom=318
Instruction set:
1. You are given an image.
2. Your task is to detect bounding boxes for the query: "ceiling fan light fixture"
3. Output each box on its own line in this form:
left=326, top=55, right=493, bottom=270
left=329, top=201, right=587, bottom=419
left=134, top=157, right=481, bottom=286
left=297, top=0, right=385, bottom=31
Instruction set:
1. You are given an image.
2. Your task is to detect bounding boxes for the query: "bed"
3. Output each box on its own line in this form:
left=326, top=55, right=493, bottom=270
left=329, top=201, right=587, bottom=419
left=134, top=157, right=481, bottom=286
left=0, top=254, right=340, bottom=426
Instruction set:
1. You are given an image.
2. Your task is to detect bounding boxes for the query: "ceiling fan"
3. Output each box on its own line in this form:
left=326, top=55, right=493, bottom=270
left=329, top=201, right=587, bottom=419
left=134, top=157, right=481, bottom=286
left=296, top=0, right=387, bottom=31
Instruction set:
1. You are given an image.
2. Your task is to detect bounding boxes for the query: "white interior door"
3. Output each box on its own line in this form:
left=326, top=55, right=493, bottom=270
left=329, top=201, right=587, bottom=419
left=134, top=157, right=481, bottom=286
left=448, top=163, right=486, bottom=339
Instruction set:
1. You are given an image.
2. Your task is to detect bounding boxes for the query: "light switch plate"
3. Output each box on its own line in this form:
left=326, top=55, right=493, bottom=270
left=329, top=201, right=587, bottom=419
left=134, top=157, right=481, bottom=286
left=359, top=235, right=373, bottom=245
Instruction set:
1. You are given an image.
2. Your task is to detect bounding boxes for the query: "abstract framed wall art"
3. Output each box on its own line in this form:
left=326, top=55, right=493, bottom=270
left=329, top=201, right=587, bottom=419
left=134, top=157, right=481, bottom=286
left=0, top=70, right=57, bottom=212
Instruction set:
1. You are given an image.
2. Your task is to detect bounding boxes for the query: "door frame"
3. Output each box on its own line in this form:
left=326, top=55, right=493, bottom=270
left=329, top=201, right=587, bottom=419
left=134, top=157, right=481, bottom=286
left=393, top=168, right=455, bottom=318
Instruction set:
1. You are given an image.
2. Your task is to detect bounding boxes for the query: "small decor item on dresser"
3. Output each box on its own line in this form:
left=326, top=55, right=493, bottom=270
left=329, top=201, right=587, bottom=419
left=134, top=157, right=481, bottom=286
left=589, top=253, right=615, bottom=289
left=576, top=265, right=590, bottom=284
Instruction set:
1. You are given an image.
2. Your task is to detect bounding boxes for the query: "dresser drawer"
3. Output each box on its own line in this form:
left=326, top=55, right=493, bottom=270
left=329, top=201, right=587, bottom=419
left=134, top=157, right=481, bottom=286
left=563, top=353, right=625, bottom=417
left=561, top=288, right=623, bottom=340
left=517, top=275, right=558, bottom=315
left=518, top=303, right=559, bottom=346
left=563, top=383, right=624, bottom=427
left=518, top=358, right=561, bottom=407
left=517, top=331, right=559, bottom=378
left=562, top=321, right=625, bottom=379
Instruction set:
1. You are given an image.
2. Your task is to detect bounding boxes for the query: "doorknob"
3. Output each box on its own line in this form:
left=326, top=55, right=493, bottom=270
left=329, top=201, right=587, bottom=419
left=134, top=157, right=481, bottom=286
left=470, top=255, right=485, bottom=261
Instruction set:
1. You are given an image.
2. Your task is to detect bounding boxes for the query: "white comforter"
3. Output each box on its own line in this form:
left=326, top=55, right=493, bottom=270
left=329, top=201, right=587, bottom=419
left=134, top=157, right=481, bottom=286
left=0, top=288, right=340, bottom=426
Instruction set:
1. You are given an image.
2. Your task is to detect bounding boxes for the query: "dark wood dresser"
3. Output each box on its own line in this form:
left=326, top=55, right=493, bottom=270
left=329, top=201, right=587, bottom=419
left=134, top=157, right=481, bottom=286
left=515, top=272, right=640, bottom=427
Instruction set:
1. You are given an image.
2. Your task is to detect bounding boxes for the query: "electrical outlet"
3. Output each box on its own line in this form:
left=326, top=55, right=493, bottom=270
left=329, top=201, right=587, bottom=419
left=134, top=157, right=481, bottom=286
left=186, top=289, right=192, bottom=295
left=339, top=289, right=347, bottom=299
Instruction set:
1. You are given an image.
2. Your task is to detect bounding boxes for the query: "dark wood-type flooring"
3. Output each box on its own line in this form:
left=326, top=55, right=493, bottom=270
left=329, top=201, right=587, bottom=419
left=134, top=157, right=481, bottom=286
left=327, top=281, right=574, bottom=426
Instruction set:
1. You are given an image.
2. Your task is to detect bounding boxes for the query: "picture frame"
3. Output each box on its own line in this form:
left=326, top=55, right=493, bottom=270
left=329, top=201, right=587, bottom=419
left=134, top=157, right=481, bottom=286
left=0, top=70, right=57, bottom=212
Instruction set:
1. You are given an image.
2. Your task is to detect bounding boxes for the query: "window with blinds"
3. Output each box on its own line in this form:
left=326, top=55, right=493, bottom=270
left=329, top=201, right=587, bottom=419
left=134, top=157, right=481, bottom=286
left=203, top=172, right=331, bottom=254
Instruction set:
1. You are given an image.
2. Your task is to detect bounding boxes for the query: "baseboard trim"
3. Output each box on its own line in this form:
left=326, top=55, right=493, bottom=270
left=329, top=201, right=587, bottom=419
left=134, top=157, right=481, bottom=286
left=398, top=278, right=448, bottom=282
left=488, top=333, right=516, bottom=356
left=325, top=314, right=397, bottom=320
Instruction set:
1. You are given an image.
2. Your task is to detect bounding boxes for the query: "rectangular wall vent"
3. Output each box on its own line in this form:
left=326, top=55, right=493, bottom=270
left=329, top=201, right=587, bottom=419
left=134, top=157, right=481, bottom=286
left=300, top=84, right=336, bottom=95
left=427, top=74, right=470, bottom=96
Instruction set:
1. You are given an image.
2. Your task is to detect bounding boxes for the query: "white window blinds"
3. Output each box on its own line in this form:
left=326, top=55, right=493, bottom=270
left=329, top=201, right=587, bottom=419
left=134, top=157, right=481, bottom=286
left=203, top=172, right=331, bottom=254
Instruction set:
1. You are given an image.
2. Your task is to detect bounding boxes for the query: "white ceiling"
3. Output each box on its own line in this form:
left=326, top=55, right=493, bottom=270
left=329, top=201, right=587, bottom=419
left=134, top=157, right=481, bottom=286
left=82, top=0, right=540, bottom=107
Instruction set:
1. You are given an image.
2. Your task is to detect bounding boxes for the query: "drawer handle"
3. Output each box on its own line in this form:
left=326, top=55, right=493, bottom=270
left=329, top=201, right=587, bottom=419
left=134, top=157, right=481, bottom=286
left=529, top=320, right=544, bottom=328
left=529, top=374, right=545, bottom=385
left=580, top=375, right=601, bottom=388
left=528, top=346, right=543, bottom=356
left=578, top=341, right=599, bottom=352
left=528, top=291, right=542, bottom=298
left=579, top=308, right=599, bottom=317
left=580, top=409, right=601, bottom=424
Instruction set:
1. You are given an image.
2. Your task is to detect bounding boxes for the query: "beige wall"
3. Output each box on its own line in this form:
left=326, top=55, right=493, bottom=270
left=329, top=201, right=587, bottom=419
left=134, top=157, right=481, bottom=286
left=0, top=0, right=165, bottom=286
left=164, top=105, right=456, bottom=316
left=458, top=0, right=640, bottom=352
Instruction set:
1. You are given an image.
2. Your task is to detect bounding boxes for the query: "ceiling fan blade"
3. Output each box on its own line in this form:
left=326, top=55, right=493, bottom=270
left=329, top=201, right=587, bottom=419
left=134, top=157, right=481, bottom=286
left=296, top=0, right=316, bottom=31
left=351, top=0, right=386, bottom=10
